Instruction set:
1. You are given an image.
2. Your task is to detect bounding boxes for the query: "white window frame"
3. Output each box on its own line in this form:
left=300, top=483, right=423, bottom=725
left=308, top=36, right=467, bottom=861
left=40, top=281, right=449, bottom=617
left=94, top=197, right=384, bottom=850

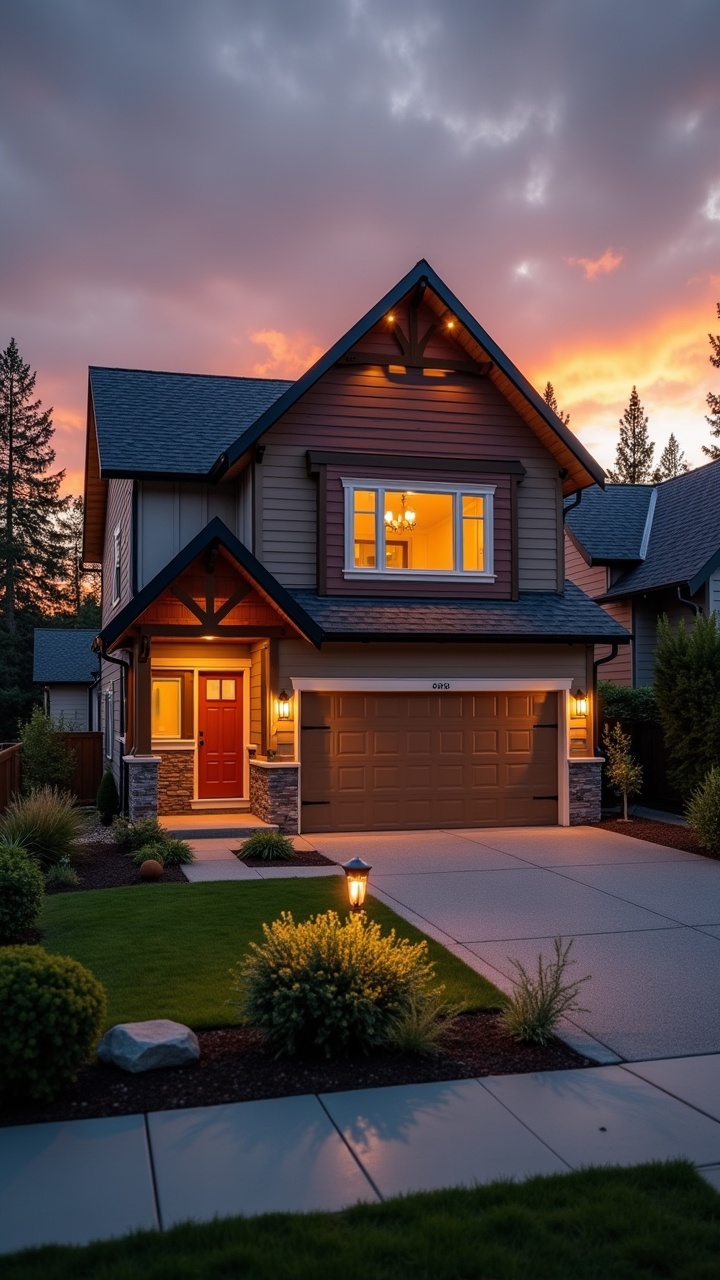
left=112, top=526, right=121, bottom=606
left=103, top=688, right=114, bottom=760
left=342, top=478, right=496, bottom=581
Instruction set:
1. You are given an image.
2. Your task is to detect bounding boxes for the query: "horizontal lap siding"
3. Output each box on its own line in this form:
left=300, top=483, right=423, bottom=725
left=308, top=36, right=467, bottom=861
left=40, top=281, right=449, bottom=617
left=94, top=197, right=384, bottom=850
left=564, top=536, right=607, bottom=597
left=595, top=600, right=632, bottom=685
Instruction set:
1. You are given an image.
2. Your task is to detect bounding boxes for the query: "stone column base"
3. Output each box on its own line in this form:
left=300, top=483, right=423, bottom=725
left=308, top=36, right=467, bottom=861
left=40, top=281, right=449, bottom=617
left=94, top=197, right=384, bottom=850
left=157, top=750, right=194, bottom=815
left=568, top=757, right=604, bottom=825
left=124, top=755, right=161, bottom=821
left=249, top=761, right=299, bottom=834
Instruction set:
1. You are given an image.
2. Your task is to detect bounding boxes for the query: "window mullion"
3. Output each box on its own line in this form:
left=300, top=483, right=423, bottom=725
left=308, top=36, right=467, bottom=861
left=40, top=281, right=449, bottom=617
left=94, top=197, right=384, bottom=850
left=454, top=494, right=462, bottom=572
left=377, top=487, right=385, bottom=572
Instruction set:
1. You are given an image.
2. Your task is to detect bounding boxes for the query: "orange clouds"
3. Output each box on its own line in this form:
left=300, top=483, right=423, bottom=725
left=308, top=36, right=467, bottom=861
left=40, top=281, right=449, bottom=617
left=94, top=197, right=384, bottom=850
left=566, top=247, right=623, bottom=281
left=248, top=329, right=324, bottom=379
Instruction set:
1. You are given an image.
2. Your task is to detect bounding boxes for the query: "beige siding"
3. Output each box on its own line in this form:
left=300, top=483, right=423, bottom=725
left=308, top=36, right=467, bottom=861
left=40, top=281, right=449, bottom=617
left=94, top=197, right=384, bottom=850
left=564, top=534, right=607, bottom=596
left=595, top=600, right=633, bottom=685
left=137, top=480, right=249, bottom=588
left=102, top=479, right=133, bottom=627
left=279, top=639, right=588, bottom=686
left=249, top=641, right=264, bottom=747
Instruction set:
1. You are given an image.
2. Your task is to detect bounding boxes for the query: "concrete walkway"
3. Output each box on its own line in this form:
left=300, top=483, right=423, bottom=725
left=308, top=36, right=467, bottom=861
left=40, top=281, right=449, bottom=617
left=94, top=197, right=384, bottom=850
left=2, top=1057, right=720, bottom=1254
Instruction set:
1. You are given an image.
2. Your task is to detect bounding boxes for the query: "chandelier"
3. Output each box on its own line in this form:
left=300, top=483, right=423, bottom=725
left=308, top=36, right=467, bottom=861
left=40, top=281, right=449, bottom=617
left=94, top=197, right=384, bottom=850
left=384, top=494, right=416, bottom=532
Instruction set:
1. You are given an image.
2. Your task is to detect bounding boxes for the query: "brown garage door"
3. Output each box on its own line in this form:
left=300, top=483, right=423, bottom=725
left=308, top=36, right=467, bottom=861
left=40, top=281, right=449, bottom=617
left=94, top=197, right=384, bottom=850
left=300, top=691, right=558, bottom=833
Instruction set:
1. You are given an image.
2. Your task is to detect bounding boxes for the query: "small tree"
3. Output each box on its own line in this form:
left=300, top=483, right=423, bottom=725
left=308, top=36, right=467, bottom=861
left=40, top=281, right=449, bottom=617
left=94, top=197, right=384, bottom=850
left=702, top=302, right=720, bottom=460
left=654, top=613, right=720, bottom=798
left=543, top=381, right=570, bottom=426
left=19, top=706, right=75, bottom=794
left=602, top=722, right=643, bottom=819
left=651, top=433, right=691, bottom=482
left=606, top=387, right=655, bottom=483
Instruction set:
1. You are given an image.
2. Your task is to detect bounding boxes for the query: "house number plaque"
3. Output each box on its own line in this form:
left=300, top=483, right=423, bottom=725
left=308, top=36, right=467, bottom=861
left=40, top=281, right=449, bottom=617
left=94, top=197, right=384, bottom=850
left=432, top=682, right=451, bottom=690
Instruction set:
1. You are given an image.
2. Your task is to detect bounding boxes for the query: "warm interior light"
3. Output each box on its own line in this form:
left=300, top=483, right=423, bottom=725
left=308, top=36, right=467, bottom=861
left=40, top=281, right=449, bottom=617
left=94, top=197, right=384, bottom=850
left=277, top=689, right=291, bottom=721
left=384, top=493, right=417, bottom=532
left=342, top=857, right=371, bottom=913
left=574, top=689, right=588, bottom=717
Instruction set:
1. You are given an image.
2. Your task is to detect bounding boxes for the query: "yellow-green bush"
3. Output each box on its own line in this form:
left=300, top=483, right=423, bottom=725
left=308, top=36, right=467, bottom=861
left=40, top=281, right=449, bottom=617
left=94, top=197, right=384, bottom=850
left=0, top=946, right=106, bottom=1101
left=233, top=909, right=443, bottom=1058
left=687, top=767, right=720, bottom=853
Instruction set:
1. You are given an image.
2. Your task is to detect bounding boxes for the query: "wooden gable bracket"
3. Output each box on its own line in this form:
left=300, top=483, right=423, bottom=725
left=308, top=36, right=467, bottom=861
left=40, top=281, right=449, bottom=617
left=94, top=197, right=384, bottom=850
left=171, top=550, right=253, bottom=633
left=340, top=294, right=494, bottom=376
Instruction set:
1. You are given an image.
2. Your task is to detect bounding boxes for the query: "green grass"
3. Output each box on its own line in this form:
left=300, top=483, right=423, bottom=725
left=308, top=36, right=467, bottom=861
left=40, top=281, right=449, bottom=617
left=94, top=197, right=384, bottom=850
left=41, top=877, right=501, bottom=1030
left=4, top=1162, right=720, bottom=1278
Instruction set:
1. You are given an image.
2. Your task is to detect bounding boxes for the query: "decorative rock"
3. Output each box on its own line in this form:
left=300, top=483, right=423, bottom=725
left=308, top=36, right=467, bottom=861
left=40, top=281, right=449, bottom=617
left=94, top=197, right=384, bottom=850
left=97, top=1020, right=200, bottom=1073
left=140, top=858, right=164, bottom=879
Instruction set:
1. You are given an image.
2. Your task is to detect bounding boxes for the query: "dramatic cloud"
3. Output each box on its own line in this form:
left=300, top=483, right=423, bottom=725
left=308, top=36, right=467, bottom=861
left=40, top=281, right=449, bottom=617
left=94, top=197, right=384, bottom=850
left=1, top=0, right=719, bottom=489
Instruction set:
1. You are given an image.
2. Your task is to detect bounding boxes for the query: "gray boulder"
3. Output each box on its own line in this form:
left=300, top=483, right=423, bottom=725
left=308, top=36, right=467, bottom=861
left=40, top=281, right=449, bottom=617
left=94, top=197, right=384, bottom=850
left=97, top=1020, right=200, bottom=1073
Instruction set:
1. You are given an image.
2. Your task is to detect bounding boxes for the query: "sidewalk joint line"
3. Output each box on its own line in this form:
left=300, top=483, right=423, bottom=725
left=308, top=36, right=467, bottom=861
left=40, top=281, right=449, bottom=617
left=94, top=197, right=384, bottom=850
left=315, top=1095, right=385, bottom=1204
left=144, top=1113, right=164, bottom=1233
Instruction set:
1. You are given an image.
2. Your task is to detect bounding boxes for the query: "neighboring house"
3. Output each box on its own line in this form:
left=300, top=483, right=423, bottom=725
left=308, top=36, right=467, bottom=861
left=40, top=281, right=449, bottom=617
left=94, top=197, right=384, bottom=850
left=32, top=629, right=101, bottom=730
left=83, top=260, right=629, bottom=832
left=565, top=460, right=720, bottom=687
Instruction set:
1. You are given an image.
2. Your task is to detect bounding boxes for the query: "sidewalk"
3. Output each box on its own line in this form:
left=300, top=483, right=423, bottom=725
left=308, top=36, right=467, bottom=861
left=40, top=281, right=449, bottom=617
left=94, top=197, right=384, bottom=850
left=2, top=1056, right=720, bottom=1254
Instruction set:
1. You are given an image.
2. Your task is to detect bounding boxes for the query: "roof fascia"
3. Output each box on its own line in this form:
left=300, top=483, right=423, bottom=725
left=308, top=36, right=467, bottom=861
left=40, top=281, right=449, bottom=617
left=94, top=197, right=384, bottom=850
left=564, top=523, right=593, bottom=566
left=98, top=517, right=324, bottom=650
left=688, top=544, right=720, bottom=596
left=213, top=260, right=605, bottom=488
left=322, top=630, right=632, bottom=644
left=100, top=467, right=214, bottom=482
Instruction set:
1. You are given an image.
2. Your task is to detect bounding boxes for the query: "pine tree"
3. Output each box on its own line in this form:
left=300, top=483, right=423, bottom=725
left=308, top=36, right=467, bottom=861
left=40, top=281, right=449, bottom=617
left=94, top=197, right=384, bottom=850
left=702, top=302, right=720, bottom=460
left=0, top=338, right=68, bottom=632
left=606, top=386, right=655, bottom=483
left=543, top=381, right=570, bottom=425
left=651, top=433, right=691, bottom=483
left=55, top=496, right=101, bottom=616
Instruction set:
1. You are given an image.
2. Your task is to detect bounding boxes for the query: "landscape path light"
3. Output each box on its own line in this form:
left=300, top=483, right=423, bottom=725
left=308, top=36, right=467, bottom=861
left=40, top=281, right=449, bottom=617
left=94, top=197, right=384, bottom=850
left=342, top=856, right=372, bottom=913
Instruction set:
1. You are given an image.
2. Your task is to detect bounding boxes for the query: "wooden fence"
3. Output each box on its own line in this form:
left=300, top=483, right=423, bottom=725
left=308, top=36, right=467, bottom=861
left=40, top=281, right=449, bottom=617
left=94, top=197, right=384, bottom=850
left=0, top=732, right=103, bottom=813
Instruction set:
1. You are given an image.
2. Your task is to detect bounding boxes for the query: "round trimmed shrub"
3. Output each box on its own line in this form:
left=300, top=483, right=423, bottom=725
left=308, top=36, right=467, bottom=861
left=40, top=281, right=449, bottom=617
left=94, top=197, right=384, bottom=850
left=0, top=846, right=44, bottom=943
left=130, top=838, right=194, bottom=867
left=687, top=767, right=720, bottom=853
left=233, top=909, right=442, bottom=1059
left=238, top=830, right=295, bottom=862
left=0, top=946, right=106, bottom=1101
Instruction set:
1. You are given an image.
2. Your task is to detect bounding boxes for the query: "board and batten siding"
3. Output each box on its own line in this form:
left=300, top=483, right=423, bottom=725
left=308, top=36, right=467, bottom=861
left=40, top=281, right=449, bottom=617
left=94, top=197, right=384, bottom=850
left=136, top=474, right=252, bottom=588
left=258, top=314, right=563, bottom=593
left=633, top=588, right=703, bottom=687
left=564, top=534, right=607, bottom=597
left=102, top=478, right=133, bottom=628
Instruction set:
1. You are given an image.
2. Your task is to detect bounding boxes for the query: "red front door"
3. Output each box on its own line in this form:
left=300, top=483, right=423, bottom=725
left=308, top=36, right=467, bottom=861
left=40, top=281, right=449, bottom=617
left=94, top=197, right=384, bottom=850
left=198, top=673, right=243, bottom=799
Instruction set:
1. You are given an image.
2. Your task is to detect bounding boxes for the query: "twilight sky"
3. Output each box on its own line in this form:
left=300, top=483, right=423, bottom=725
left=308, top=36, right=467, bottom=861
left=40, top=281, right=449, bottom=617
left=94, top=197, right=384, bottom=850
left=2, top=0, right=720, bottom=497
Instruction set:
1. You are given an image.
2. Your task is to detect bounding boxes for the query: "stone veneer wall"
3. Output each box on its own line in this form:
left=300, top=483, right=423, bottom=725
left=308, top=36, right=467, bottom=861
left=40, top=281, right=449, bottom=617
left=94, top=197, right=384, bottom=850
left=568, top=758, right=603, bottom=825
left=158, top=751, right=195, bottom=815
left=249, top=762, right=299, bottom=834
left=124, top=756, right=161, bottom=821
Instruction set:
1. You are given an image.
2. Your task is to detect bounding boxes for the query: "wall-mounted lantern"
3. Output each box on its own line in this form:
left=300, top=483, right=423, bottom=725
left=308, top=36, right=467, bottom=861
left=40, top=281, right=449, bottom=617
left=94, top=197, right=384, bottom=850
left=277, top=689, right=291, bottom=721
left=574, top=689, right=589, bottom=717
left=342, top=856, right=372, bottom=913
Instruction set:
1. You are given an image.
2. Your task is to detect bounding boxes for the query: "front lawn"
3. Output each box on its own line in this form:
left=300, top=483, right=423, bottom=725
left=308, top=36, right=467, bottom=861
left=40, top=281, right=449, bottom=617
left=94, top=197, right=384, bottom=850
left=41, top=877, right=502, bottom=1030
left=4, top=1161, right=720, bottom=1279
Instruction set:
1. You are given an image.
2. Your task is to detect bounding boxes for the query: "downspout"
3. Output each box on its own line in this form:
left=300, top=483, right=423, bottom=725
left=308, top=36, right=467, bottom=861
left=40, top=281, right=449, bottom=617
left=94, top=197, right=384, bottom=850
left=677, top=586, right=701, bottom=617
left=593, top=642, right=620, bottom=753
left=92, top=639, right=131, bottom=814
left=562, top=488, right=582, bottom=523
left=88, top=670, right=101, bottom=731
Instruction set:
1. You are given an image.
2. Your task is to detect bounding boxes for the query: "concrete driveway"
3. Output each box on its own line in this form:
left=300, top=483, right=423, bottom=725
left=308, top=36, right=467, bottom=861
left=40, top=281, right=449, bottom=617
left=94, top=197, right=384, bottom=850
left=312, top=826, right=720, bottom=1064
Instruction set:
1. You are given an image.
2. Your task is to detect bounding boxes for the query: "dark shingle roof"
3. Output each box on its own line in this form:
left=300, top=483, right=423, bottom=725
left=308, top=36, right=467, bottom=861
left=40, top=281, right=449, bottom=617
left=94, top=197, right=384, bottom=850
left=565, top=485, right=654, bottom=561
left=603, top=460, right=720, bottom=599
left=33, top=630, right=99, bottom=684
left=90, top=368, right=292, bottom=477
left=288, top=582, right=630, bottom=642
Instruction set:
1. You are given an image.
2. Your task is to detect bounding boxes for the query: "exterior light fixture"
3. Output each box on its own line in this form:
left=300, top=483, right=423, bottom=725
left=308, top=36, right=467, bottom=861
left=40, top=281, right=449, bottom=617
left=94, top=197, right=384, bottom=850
left=342, top=856, right=371, bottom=913
left=277, top=689, right=291, bottom=721
left=387, top=313, right=395, bottom=323
left=384, top=494, right=417, bottom=532
left=447, top=318, right=455, bottom=329
left=574, top=689, right=588, bottom=717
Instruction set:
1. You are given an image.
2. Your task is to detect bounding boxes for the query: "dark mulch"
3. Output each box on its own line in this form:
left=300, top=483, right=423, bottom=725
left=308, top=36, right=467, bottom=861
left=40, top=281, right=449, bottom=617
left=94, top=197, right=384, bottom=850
left=592, top=816, right=712, bottom=858
left=236, top=850, right=336, bottom=868
left=44, top=842, right=188, bottom=893
left=0, top=1013, right=592, bottom=1129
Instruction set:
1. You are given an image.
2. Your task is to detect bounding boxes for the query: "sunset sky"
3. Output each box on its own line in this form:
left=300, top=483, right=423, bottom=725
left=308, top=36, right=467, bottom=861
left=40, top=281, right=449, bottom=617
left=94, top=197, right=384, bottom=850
left=2, top=0, right=720, bottom=497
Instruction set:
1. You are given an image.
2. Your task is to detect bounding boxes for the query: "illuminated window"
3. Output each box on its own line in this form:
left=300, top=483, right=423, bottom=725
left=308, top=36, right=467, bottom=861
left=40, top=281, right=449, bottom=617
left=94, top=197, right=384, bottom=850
left=152, top=678, right=182, bottom=738
left=343, top=480, right=495, bottom=578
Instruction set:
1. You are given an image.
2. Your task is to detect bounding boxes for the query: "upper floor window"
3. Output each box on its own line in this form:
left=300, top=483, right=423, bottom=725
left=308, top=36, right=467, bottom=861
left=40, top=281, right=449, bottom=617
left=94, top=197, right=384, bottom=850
left=112, top=526, right=121, bottom=605
left=342, top=479, right=495, bottom=579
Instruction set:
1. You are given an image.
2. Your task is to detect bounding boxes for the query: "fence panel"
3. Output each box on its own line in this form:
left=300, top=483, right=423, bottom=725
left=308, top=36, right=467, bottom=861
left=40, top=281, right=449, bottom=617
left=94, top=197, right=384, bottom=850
left=0, top=743, right=22, bottom=814
left=60, top=732, right=103, bottom=805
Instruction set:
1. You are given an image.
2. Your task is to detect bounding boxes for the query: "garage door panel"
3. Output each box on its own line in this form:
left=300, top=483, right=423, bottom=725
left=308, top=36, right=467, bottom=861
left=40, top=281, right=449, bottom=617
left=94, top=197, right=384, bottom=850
left=474, top=729, right=499, bottom=753
left=473, top=763, right=499, bottom=786
left=506, top=730, right=532, bottom=754
left=407, top=730, right=431, bottom=753
left=437, top=764, right=465, bottom=789
left=407, top=765, right=432, bottom=788
left=472, top=693, right=498, bottom=717
left=373, top=731, right=400, bottom=754
left=337, top=731, right=367, bottom=756
left=406, top=696, right=431, bottom=717
left=337, top=766, right=366, bottom=791
left=439, top=730, right=464, bottom=753
left=506, top=694, right=534, bottom=718
left=373, top=765, right=400, bottom=789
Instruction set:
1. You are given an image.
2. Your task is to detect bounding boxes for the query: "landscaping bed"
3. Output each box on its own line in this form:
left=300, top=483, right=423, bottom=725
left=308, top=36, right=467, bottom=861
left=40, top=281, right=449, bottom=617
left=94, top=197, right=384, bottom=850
left=235, top=849, right=337, bottom=868
left=44, top=841, right=189, bottom=893
left=593, top=816, right=709, bottom=857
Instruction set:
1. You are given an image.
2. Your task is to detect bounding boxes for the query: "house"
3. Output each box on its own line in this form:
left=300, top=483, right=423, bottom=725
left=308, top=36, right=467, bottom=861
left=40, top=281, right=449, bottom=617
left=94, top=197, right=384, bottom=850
left=83, top=260, right=629, bottom=832
left=32, top=629, right=100, bottom=730
left=565, top=461, right=720, bottom=686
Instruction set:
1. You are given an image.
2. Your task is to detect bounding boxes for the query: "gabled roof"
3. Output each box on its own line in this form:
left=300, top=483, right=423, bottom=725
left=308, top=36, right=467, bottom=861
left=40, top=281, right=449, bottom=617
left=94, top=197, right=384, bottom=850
left=90, top=368, right=292, bottom=480
left=98, top=518, right=323, bottom=650
left=288, top=581, right=631, bottom=643
left=33, top=629, right=99, bottom=684
left=565, top=484, right=655, bottom=563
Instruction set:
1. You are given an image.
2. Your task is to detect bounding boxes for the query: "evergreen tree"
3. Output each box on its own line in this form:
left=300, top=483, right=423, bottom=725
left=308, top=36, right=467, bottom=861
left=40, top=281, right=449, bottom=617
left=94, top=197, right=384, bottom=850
left=606, top=386, right=655, bottom=483
left=543, top=381, right=570, bottom=425
left=702, top=302, right=720, bottom=460
left=55, top=496, right=101, bottom=615
left=655, top=613, right=720, bottom=798
left=651, top=433, right=691, bottom=483
left=0, top=338, right=68, bottom=632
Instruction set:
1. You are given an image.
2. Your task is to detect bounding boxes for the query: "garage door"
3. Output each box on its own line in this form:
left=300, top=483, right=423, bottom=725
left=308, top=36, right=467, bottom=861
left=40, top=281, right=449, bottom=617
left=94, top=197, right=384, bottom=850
left=300, top=691, right=558, bottom=833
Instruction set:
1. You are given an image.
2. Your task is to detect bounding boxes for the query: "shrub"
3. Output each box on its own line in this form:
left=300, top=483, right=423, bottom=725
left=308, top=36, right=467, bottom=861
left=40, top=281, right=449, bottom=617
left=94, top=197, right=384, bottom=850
left=598, top=681, right=659, bottom=723
left=687, top=767, right=720, bottom=854
left=602, top=722, right=643, bottom=820
left=130, top=838, right=194, bottom=867
left=233, top=909, right=443, bottom=1059
left=96, top=770, right=120, bottom=826
left=237, top=830, right=296, bottom=862
left=0, top=946, right=106, bottom=1101
left=44, top=856, right=81, bottom=888
left=112, top=816, right=165, bottom=851
left=390, top=993, right=459, bottom=1056
left=0, top=846, right=44, bottom=942
left=499, top=937, right=591, bottom=1046
left=0, top=787, right=85, bottom=868
left=18, top=706, right=76, bottom=794
left=655, top=613, right=720, bottom=797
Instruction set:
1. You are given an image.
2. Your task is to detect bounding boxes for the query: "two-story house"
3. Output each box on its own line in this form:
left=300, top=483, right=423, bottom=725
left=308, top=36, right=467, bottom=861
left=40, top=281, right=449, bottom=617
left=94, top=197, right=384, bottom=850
left=83, top=261, right=628, bottom=833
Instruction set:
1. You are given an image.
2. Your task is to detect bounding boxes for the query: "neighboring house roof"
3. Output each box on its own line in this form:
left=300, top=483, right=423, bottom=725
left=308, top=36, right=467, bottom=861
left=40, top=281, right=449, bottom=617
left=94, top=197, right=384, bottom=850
left=565, top=485, right=654, bottom=562
left=89, top=368, right=292, bottom=479
left=288, top=582, right=631, bottom=643
left=565, top=459, right=720, bottom=600
left=33, top=629, right=99, bottom=684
